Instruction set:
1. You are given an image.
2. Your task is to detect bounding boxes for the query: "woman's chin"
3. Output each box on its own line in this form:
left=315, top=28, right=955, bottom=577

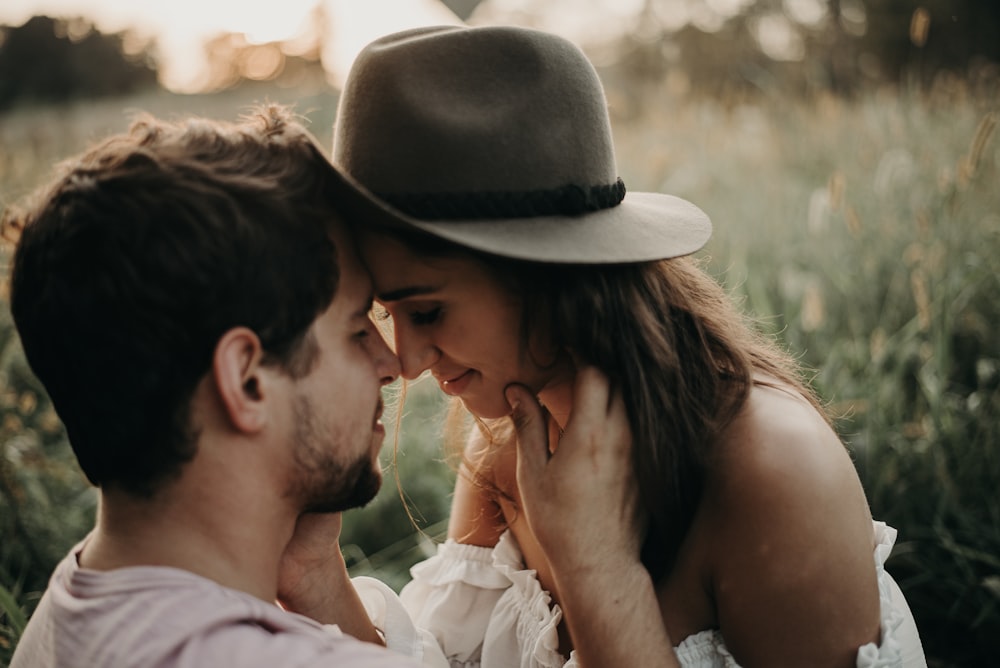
left=460, top=396, right=512, bottom=421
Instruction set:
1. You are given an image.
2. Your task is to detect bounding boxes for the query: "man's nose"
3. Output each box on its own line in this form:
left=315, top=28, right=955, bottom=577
left=370, top=327, right=401, bottom=385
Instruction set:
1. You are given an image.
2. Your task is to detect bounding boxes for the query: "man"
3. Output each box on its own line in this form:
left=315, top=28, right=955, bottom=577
left=5, top=102, right=652, bottom=668
left=5, top=105, right=444, bottom=667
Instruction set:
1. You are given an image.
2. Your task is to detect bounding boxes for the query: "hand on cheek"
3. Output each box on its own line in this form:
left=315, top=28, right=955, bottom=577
left=505, top=367, right=644, bottom=573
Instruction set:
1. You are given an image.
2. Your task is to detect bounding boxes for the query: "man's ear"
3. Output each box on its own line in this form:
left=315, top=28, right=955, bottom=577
left=213, top=327, right=270, bottom=434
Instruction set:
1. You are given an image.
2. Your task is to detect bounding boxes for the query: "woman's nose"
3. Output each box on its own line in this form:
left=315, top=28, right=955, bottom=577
left=394, top=327, right=439, bottom=380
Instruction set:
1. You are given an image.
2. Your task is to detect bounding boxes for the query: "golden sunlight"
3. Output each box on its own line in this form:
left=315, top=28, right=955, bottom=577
left=0, top=0, right=459, bottom=91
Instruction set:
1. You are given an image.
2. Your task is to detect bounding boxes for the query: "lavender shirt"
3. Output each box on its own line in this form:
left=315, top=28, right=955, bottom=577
left=11, top=542, right=440, bottom=667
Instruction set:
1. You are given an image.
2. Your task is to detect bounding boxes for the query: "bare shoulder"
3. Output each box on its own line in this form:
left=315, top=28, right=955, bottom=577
left=711, top=382, right=863, bottom=504
left=706, top=380, right=874, bottom=543
left=700, top=381, right=881, bottom=665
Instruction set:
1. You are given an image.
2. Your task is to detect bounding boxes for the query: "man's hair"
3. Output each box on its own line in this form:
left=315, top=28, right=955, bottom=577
left=4, top=105, right=342, bottom=497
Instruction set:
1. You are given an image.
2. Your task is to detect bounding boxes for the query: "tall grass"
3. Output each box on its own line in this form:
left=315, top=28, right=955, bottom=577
left=609, top=81, right=999, bottom=666
left=1, top=80, right=997, bottom=666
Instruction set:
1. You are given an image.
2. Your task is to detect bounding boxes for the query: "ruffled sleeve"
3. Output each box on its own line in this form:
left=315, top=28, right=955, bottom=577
left=400, top=531, right=571, bottom=668
left=400, top=522, right=925, bottom=668
left=854, top=522, right=927, bottom=668
left=481, top=531, right=567, bottom=668
left=400, top=539, right=511, bottom=667
left=352, top=575, right=450, bottom=667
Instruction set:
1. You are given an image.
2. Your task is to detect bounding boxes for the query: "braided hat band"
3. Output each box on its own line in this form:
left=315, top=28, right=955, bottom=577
left=379, top=179, right=626, bottom=221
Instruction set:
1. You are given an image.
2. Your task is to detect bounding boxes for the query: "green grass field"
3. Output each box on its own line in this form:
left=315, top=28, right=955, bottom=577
left=1, top=79, right=997, bottom=666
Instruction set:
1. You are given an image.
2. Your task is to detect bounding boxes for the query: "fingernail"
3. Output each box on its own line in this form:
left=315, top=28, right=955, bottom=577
left=504, top=387, right=520, bottom=410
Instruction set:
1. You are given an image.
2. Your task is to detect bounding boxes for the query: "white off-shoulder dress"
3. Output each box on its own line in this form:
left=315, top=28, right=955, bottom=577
left=399, top=521, right=926, bottom=668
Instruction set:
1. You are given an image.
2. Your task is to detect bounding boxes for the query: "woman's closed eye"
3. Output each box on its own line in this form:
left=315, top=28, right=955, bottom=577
left=372, top=302, right=441, bottom=326
left=409, top=307, right=441, bottom=326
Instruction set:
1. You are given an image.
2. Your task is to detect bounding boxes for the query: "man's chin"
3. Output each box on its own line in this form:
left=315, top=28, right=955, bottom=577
left=304, top=467, right=382, bottom=514
left=345, top=469, right=382, bottom=510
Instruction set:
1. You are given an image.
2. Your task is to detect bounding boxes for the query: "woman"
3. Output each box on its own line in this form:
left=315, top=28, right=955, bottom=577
left=332, top=25, right=926, bottom=667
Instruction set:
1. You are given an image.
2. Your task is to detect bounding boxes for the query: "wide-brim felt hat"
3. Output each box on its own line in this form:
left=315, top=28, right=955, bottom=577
left=330, top=24, right=711, bottom=264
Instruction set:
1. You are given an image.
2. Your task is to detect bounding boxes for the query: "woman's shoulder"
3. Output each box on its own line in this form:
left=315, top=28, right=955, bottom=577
left=703, top=378, right=873, bottom=547
left=714, top=379, right=848, bottom=483
left=694, top=380, right=882, bottom=661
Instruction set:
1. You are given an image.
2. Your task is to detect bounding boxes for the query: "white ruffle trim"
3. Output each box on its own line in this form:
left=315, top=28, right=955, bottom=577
left=854, top=521, right=905, bottom=668
left=403, top=522, right=918, bottom=668
left=409, top=540, right=511, bottom=591
left=353, top=575, right=450, bottom=667
left=488, top=531, right=566, bottom=668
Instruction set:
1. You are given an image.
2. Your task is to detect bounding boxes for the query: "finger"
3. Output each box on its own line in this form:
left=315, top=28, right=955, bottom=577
left=289, top=512, right=343, bottom=552
left=565, top=368, right=633, bottom=467
left=561, top=366, right=612, bottom=445
left=604, top=384, right=632, bottom=449
left=505, top=383, right=549, bottom=483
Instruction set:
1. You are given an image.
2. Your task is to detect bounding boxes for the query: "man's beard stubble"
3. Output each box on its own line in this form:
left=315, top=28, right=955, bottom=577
left=286, top=394, right=382, bottom=513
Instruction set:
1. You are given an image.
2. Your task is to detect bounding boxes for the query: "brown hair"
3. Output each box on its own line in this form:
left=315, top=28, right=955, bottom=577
left=5, top=105, right=342, bottom=497
left=522, top=257, right=826, bottom=578
left=364, top=222, right=825, bottom=580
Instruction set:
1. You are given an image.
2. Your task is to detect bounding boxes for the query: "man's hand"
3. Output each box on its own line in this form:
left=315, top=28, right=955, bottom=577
left=506, top=366, right=644, bottom=572
left=277, top=512, right=382, bottom=644
left=506, top=367, right=679, bottom=667
left=277, top=512, right=348, bottom=617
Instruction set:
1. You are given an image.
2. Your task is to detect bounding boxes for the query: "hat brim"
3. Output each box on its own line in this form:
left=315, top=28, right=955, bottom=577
left=328, top=167, right=711, bottom=265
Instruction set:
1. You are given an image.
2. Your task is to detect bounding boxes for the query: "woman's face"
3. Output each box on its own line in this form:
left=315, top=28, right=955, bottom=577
left=359, top=234, right=562, bottom=419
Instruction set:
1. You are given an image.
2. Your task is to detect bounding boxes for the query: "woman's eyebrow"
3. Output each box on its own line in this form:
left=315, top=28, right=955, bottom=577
left=377, top=285, right=438, bottom=303
left=354, top=294, right=374, bottom=319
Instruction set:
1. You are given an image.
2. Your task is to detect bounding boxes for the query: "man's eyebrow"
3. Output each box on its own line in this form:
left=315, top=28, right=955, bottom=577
left=377, top=286, right=438, bottom=303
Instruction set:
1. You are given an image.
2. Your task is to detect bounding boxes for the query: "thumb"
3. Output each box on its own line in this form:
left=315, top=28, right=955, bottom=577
left=505, top=383, right=549, bottom=484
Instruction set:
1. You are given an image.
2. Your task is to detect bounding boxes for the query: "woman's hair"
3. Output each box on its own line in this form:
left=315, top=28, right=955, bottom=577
left=371, top=223, right=824, bottom=581
left=521, top=258, right=826, bottom=579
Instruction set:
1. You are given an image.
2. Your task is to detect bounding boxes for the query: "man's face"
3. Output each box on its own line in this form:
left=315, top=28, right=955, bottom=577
left=283, top=221, right=400, bottom=512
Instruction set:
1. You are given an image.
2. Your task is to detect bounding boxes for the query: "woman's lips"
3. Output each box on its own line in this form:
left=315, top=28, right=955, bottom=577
left=440, top=369, right=474, bottom=396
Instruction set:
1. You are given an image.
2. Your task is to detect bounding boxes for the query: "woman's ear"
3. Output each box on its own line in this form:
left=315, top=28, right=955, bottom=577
left=213, top=327, right=269, bottom=433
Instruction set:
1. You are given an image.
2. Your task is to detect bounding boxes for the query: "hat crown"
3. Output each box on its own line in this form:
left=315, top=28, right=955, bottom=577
left=330, top=25, right=711, bottom=264
left=333, top=26, right=618, bottom=196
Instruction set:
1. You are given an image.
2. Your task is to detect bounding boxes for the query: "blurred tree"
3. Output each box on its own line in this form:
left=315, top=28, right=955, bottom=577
left=0, top=16, right=158, bottom=111
left=741, top=0, right=999, bottom=90
left=858, top=0, right=1000, bottom=85
left=198, top=33, right=328, bottom=93
left=594, top=0, right=1000, bottom=99
left=192, top=3, right=332, bottom=93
